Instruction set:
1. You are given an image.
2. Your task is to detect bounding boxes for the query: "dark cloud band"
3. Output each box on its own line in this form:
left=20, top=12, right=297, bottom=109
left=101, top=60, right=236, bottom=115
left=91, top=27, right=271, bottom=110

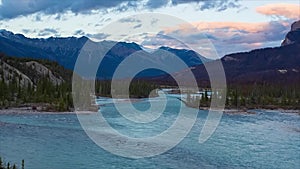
left=0, top=0, right=240, bottom=19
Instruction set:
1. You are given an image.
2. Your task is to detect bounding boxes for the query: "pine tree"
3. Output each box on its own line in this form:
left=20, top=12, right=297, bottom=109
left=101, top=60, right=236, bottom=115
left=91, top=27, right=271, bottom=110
left=0, top=157, right=3, bottom=169
left=22, top=160, right=24, bottom=169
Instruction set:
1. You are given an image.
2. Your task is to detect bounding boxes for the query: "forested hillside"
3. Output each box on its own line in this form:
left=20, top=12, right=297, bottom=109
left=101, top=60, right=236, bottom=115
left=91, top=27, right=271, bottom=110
left=0, top=54, right=158, bottom=111
left=0, top=54, right=73, bottom=111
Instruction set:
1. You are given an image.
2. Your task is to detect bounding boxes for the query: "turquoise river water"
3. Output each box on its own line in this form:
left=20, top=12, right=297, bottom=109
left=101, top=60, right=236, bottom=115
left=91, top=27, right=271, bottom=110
left=0, top=96, right=299, bottom=169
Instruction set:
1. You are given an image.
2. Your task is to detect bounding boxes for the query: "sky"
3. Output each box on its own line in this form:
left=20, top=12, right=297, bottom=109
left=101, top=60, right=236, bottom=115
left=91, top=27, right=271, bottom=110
left=0, top=0, right=299, bottom=58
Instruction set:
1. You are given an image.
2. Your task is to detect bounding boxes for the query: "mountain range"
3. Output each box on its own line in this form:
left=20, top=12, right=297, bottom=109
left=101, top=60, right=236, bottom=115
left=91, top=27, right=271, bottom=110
left=0, top=20, right=299, bottom=85
left=0, top=30, right=208, bottom=78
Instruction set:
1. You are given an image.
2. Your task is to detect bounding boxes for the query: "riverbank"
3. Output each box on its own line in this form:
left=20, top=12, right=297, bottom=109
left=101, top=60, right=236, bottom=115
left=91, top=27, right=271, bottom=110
left=0, top=97, right=147, bottom=114
left=1, top=102, right=299, bottom=116
left=177, top=98, right=300, bottom=114
left=0, top=107, right=99, bottom=114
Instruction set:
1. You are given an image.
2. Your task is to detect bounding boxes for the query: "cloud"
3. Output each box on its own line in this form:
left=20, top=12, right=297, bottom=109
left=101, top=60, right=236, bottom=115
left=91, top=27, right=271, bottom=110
left=158, top=19, right=293, bottom=57
left=146, top=0, right=169, bottom=8
left=166, top=20, right=291, bottom=42
left=221, top=21, right=289, bottom=44
left=38, top=28, right=60, bottom=37
left=74, top=30, right=110, bottom=40
left=0, top=0, right=139, bottom=19
left=171, top=0, right=240, bottom=11
left=141, top=33, right=189, bottom=49
left=256, top=3, right=300, bottom=19
left=54, top=14, right=62, bottom=20
left=74, top=30, right=85, bottom=36
left=86, top=33, right=110, bottom=41
left=119, top=17, right=141, bottom=23
left=166, top=21, right=290, bottom=34
left=133, top=24, right=142, bottom=29
left=21, top=29, right=37, bottom=34
left=35, top=14, right=42, bottom=22
left=0, top=0, right=241, bottom=19
left=145, top=0, right=241, bottom=11
left=21, top=29, right=31, bottom=34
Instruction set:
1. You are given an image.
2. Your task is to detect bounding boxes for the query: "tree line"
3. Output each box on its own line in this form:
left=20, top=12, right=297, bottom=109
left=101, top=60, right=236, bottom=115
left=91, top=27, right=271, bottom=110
left=185, top=83, right=300, bottom=109
left=0, top=57, right=158, bottom=111
left=95, top=80, right=158, bottom=98
left=0, top=75, right=73, bottom=111
left=0, top=157, right=24, bottom=169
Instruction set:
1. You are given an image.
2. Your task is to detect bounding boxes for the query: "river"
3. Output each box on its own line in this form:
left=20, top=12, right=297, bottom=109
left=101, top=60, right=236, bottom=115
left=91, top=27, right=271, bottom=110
left=0, top=95, right=299, bottom=168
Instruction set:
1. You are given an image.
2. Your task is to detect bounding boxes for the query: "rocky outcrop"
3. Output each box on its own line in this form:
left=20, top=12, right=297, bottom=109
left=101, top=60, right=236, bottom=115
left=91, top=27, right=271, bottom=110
left=25, top=61, right=63, bottom=85
left=0, top=60, right=34, bottom=87
left=0, top=56, right=70, bottom=87
left=291, top=20, right=300, bottom=31
left=281, top=20, right=300, bottom=46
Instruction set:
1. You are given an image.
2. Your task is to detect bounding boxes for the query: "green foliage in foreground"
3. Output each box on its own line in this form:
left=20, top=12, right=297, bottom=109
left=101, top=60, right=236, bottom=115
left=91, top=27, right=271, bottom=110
left=0, top=157, right=24, bottom=169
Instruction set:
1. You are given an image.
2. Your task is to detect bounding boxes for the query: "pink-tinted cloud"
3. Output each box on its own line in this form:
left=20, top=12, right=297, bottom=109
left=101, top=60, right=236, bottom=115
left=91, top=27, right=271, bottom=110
left=165, top=20, right=290, bottom=34
left=256, top=3, right=300, bottom=19
left=160, top=20, right=293, bottom=58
